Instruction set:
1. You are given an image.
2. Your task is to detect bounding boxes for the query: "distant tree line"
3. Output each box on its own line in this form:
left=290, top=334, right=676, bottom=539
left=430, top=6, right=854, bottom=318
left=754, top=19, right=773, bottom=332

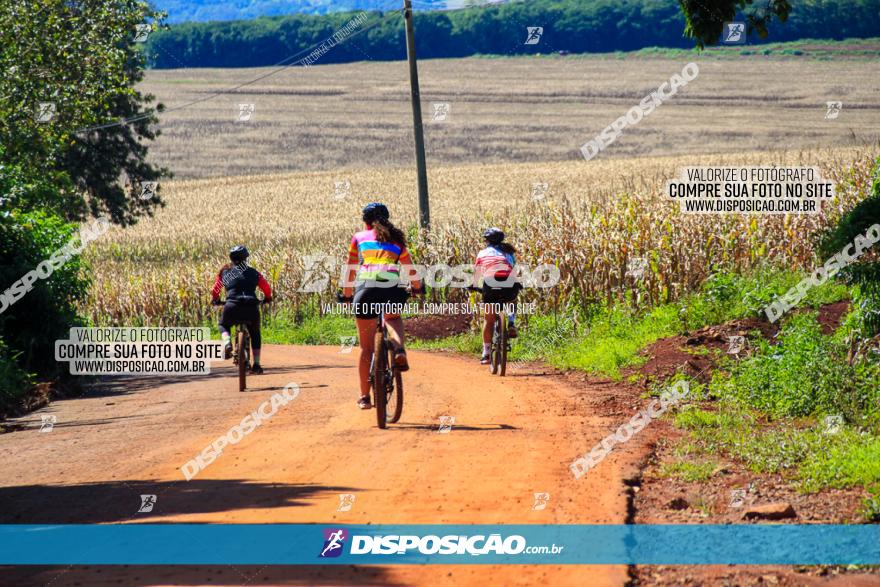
left=146, top=0, right=880, bottom=68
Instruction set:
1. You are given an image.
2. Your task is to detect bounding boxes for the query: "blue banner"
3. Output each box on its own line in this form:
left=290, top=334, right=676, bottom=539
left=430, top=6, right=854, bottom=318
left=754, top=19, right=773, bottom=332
left=1, top=524, right=878, bottom=565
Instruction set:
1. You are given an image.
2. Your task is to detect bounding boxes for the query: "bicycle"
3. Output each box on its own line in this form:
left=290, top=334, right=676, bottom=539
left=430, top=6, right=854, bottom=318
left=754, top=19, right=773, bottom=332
left=213, top=299, right=268, bottom=392
left=338, top=288, right=420, bottom=428
left=470, top=285, right=512, bottom=377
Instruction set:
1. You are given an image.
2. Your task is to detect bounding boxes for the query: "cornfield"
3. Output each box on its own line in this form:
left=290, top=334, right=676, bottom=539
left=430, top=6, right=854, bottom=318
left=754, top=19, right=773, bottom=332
left=84, top=147, right=878, bottom=326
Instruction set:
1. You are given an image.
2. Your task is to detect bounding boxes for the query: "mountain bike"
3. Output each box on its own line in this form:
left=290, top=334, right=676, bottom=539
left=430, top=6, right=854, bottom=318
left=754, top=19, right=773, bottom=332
left=338, top=288, right=420, bottom=428
left=370, top=308, right=404, bottom=428
left=213, top=299, right=268, bottom=392
left=470, top=285, right=512, bottom=377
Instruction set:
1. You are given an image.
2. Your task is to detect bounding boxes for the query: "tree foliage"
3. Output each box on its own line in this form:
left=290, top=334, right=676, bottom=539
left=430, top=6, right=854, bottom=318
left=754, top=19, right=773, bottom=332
left=818, top=160, right=880, bottom=336
left=0, top=0, right=169, bottom=226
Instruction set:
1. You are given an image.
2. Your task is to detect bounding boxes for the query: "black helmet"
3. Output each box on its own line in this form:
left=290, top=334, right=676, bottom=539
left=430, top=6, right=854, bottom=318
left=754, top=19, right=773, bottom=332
left=482, top=227, right=504, bottom=245
left=362, top=202, right=390, bottom=223
left=229, top=245, right=249, bottom=263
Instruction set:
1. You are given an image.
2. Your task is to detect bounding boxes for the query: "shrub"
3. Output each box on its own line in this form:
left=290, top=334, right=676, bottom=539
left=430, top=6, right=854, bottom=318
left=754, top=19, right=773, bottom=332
left=0, top=337, right=33, bottom=416
left=818, top=156, right=880, bottom=336
left=0, top=209, right=89, bottom=375
left=712, top=313, right=880, bottom=424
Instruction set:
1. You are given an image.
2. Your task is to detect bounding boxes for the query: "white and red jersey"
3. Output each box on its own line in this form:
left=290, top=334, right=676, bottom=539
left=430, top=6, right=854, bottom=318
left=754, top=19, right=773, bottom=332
left=474, top=245, right=515, bottom=286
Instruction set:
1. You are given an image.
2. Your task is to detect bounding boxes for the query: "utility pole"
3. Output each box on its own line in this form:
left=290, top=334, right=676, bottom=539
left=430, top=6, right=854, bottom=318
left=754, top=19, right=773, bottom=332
left=403, top=0, right=430, bottom=229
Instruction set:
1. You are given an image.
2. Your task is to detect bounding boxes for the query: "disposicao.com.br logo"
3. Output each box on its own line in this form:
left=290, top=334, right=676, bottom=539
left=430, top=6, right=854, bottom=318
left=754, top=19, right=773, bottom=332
left=318, top=529, right=564, bottom=558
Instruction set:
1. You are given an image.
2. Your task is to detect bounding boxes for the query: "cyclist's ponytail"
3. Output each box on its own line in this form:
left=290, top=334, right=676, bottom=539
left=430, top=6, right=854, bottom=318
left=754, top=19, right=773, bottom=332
left=372, top=217, right=407, bottom=247
left=496, top=242, right=516, bottom=255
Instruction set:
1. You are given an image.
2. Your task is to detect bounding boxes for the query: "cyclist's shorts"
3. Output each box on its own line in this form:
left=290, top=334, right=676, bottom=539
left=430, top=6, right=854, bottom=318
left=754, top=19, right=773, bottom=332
left=481, top=281, right=521, bottom=305
left=353, top=282, right=409, bottom=319
left=219, top=302, right=260, bottom=328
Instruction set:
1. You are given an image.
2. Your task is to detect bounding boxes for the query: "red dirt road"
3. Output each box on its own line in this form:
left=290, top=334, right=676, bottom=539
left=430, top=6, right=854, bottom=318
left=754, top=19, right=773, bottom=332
left=0, top=345, right=648, bottom=586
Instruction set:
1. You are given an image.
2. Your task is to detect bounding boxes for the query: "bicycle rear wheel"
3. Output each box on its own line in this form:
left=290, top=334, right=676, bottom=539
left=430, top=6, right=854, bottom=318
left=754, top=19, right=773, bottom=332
left=499, top=313, right=508, bottom=377
left=237, top=329, right=248, bottom=392
left=372, top=329, right=387, bottom=428
left=386, top=345, right=404, bottom=423
left=490, top=317, right=500, bottom=374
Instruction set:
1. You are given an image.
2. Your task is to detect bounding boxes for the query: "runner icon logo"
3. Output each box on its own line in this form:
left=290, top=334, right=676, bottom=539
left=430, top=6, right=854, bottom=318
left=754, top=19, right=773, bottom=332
left=824, top=414, right=843, bottom=435
left=431, top=102, right=450, bottom=122
left=238, top=103, right=255, bottom=122
left=36, top=102, right=56, bottom=123
left=531, top=182, right=549, bottom=201
left=524, top=26, right=543, bottom=45
left=339, top=336, right=357, bottom=354
left=319, top=528, right=348, bottom=558
left=39, top=415, right=57, bottom=433
left=729, top=488, right=747, bottom=508
left=138, top=494, right=157, bottom=513
left=337, top=493, right=356, bottom=512
left=438, top=415, right=455, bottom=433
left=825, top=101, right=842, bottom=120
left=333, top=180, right=351, bottom=200
left=532, top=492, right=550, bottom=510
left=140, top=181, right=158, bottom=201
left=134, top=24, right=152, bottom=43
left=727, top=335, right=746, bottom=355
left=722, top=22, right=746, bottom=44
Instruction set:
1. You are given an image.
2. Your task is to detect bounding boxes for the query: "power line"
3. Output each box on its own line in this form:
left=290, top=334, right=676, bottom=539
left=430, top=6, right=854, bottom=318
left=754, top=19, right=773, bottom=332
left=72, top=0, right=402, bottom=136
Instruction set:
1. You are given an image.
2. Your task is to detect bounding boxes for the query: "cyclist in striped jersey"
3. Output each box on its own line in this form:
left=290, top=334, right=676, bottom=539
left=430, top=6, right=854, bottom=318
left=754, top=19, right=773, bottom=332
left=342, top=203, right=423, bottom=409
left=474, top=227, right=520, bottom=364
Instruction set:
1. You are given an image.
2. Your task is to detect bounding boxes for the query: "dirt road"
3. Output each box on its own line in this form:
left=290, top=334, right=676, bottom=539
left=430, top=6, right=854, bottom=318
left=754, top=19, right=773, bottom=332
left=0, top=345, right=650, bottom=586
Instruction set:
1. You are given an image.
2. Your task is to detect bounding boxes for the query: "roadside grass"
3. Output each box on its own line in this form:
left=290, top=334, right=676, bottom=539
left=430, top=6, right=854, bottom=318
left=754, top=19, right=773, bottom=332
left=673, top=404, right=880, bottom=498
left=645, top=275, right=880, bottom=517
left=548, top=267, right=848, bottom=379
left=262, top=313, right=355, bottom=346
left=409, top=332, right=481, bottom=354
left=623, top=37, right=880, bottom=60
left=658, top=459, right=719, bottom=483
left=861, top=487, right=880, bottom=522
left=666, top=310, right=880, bottom=518
left=712, top=313, right=880, bottom=425
left=206, top=310, right=357, bottom=347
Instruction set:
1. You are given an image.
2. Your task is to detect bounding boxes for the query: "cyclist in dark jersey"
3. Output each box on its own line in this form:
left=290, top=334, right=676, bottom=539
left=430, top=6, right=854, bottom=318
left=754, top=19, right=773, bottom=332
left=211, top=245, right=272, bottom=374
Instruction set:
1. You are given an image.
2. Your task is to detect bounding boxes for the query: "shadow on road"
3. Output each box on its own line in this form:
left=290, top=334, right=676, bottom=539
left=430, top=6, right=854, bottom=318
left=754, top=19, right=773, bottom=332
left=0, top=565, right=402, bottom=586
left=393, top=422, right=518, bottom=432
left=0, top=479, right=358, bottom=524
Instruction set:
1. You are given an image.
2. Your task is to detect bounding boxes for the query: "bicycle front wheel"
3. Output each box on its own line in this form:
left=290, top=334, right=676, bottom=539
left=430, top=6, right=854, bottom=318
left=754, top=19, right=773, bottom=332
left=499, top=314, right=508, bottom=377
left=490, top=317, right=500, bottom=375
left=386, top=345, right=404, bottom=423
left=372, top=329, right=388, bottom=428
left=237, top=330, right=247, bottom=392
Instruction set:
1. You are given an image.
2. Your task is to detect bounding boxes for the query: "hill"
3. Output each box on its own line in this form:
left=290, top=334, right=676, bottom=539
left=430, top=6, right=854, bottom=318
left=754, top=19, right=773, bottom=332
left=146, top=0, right=880, bottom=67
left=152, top=0, right=448, bottom=23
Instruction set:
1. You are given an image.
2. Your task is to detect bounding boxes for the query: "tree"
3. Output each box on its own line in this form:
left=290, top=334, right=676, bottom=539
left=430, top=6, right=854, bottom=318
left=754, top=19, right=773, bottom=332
left=677, top=0, right=792, bottom=47
left=818, top=162, right=880, bottom=337
left=0, top=0, right=168, bottom=226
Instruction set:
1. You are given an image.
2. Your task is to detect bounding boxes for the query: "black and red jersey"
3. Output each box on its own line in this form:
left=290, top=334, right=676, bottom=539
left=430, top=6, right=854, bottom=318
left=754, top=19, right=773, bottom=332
left=211, top=263, right=272, bottom=305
